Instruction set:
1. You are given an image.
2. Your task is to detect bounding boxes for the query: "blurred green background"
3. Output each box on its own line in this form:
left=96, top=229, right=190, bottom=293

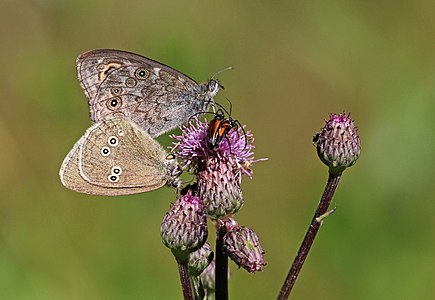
left=1, top=0, right=435, bottom=299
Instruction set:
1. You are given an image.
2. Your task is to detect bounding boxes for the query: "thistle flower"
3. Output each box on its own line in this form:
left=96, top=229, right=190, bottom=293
left=160, top=190, right=208, bottom=262
left=222, top=219, right=266, bottom=273
left=313, top=113, right=361, bottom=175
left=171, top=117, right=261, bottom=219
left=188, top=242, right=214, bottom=277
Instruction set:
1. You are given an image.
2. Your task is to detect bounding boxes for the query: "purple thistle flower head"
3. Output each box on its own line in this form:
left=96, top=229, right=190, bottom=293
left=171, top=117, right=264, bottom=219
left=160, top=190, right=208, bottom=263
left=171, top=117, right=256, bottom=176
left=313, top=113, right=361, bottom=175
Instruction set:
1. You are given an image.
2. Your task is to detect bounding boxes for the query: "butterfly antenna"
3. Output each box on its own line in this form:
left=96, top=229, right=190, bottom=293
left=211, top=66, right=234, bottom=80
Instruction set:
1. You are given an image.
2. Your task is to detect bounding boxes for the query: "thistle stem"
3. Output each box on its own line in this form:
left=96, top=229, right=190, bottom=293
left=190, top=276, right=204, bottom=300
left=277, top=173, right=341, bottom=300
left=215, top=224, right=229, bottom=300
left=178, top=261, right=194, bottom=300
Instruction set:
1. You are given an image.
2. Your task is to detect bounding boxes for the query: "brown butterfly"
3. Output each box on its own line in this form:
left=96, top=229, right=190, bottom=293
left=77, top=49, right=221, bottom=137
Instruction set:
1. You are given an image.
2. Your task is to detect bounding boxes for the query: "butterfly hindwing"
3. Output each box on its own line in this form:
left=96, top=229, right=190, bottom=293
left=59, top=138, right=156, bottom=196
left=59, top=118, right=180, bottom=196
left=78, top=118, right=173, bottom=190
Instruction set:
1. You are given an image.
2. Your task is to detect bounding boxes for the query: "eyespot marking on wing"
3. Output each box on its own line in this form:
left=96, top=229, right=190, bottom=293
left=108, top=174, right=119, bottom=182
left=106, top=97, right=122, bottom=111
left=101, top=146, right=111, bottom=156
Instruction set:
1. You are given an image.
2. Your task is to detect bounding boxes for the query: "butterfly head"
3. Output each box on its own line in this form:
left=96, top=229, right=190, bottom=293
left=207, top=79, right=221, bottom=98
left=208, top=66, right=233, bottom=97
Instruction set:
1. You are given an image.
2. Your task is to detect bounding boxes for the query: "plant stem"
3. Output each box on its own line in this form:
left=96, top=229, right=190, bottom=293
left=178, top=261, right=194, bottom=300
left=190, top=276, right=204, bottom=300
left=215, top=224, right=229, bottom=300
left=277, top=173, right=341, bottom=300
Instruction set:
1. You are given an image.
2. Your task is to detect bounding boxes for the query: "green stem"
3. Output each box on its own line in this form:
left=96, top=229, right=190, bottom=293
left=190, top=276, right=205, bottom=300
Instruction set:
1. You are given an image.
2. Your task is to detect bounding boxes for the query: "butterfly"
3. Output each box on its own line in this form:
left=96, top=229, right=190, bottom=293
left=76, top=49, right=221, bottom=138
left=59, top=118, right=181, bottom=196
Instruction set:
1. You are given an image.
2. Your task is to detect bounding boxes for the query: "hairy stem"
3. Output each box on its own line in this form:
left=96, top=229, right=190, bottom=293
left=277, top=173, right=341, bottom=300
left=178, top=261, right=194, bottom=300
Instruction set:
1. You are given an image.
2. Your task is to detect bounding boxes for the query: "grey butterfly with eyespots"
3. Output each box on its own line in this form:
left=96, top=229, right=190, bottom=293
left=59, top=118, right=181, bottom=196
left=77, top=49, right=221, bottom=138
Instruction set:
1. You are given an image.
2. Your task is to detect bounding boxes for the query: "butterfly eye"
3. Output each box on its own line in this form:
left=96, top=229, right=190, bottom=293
left=101, top=146, right=111, bottom=157
left=207, top=80, right=220, bottom=96
left=135, top=68, right=149, bottom=80
left=108, top=174, right=119, bottom=183
left=125, top=77, right=137, bottom=88
left=111, top=166, right=122, bottom=175
left=106, top=97, right=122, bottom=111
left=111, top=87, right=122, bottom=96
left=108, top=136, right=118, bottom=147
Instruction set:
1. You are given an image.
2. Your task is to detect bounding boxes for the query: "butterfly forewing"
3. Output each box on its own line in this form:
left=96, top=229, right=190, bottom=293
left=77, top=49, right=215, bottom=137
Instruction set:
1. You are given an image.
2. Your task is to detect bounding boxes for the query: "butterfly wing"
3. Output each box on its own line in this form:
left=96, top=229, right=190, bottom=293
left=77, top=49, right=213, bottom=137
left=59, top=118, right=180, bottom=196
left=59, top=137, right=155, bottom=196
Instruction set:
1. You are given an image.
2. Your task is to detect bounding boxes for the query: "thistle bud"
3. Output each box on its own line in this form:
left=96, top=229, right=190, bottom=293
left=198, top=156, right=244, bottom=219
left=223, top=220, right=266, bottom=273
left=188, top=242, right=214, bottom=277
left=313, top=113, right=361, bottom=175
left=160, top=191, right=208, bottom=262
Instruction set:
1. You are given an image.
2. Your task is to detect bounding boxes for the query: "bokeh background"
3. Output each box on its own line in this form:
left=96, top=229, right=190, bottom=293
left=1, top=0, right=435, bottom=299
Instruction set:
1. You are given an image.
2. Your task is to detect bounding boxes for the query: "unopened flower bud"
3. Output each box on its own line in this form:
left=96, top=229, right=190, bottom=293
left=160, top=191, right=208, bottom=262
left=198, top=156, right=244, bottom=219
left=188, top=242, right=214, bottom=277
left=313, top=113, right=361, bottom=175
left=223, top=221, right=266, bottom=273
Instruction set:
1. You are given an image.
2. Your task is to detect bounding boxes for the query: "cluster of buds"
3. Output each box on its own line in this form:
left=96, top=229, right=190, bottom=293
left=158, top=111, right=361, bottom=298
left=159, top=111, right=360, bottom=297
left=161, top=116, right=266, bottom=290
